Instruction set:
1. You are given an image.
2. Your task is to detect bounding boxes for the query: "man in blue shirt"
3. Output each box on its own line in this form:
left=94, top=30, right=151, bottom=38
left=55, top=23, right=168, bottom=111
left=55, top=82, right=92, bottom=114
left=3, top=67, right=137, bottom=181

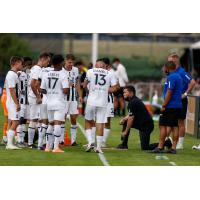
left=152, top=61, right=182, bottom=154
left=168, top=54, right=196, bottom=149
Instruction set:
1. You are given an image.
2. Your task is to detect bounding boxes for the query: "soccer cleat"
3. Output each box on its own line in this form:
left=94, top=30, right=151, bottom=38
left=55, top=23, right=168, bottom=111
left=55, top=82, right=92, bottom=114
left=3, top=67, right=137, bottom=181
left=6, top=144, right=21, bottom=150
left=94, top=147, right=103, bottom=154
left=59, top=141, right=65, bottom=146
left=71, top=142, right=79, bottom=146
left=38, top=146, right=45, bottom=151
left=85, top=143, right=94, bottom=152
left=45, top=148, right=51, bottom=152
left=28, top=144, right=37, bottom=149
left=116, top=143, right=128, bottom=150
left=176, top=142, right=183, bottom=150
left=151, top=147, right=164, bottom=153
left=0, top=139, right=7, bottom=146
left=16, top=142, right=26, bottom=148
left=52, top=148, right=64, bottom=153
left=192, top=144, right=200, bottom=150
left=101, top=141, right=107, bottom=148
left=165, top=148, right=177, bottom=154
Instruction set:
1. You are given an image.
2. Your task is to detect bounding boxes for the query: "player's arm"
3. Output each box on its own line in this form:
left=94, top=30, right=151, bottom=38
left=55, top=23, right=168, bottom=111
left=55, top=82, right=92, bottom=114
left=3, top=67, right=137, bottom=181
left=10, top=87, right=20, bottom=111
left=122, top=115, right=134, bottom=136
left=108, top=84, right=118, bottom=93
left=75, top=78, right=83, bottom=103
left=161, top=89, right=172, bottom=111
left=183, top=78, right=196, bottom=97
left=31, top=79, right=42, bottom=103
left=62, top=75, right=70, bottom=94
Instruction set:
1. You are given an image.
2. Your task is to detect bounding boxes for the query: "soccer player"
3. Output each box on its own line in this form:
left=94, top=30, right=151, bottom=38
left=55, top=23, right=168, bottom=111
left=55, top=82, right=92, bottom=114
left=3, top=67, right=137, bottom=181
left=28, top=53, right=50, bottom=148
left=167, top=53, right=196, bottom=149
left=102, top=57, right=119, bottom=147
left=5, top=56, right=23, bottom=150
left=152, top=61, right=183, bottom=154
left=40, top=54, right=69, bottom=153
left=83, top=59, right=117, bottom=153
left=63, top=54, right=83, bottom=146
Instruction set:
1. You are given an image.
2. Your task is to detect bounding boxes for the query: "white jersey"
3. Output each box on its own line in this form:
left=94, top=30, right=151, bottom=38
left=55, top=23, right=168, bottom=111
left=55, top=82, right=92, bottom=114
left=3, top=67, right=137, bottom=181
left=18, top=71, right=29, bottom=105
left=108, top=68, right=117, bottom=104
left=115, top=63, right=128, bottom=87
left=63, top=66, right=79, bottom=102
left=40, top=70, right=69, bottom=111
left=28, top=65, right=42, bottom=98
left=86, top=67, right=117, bottom=107
left=39, top=67, right=54, bottom=104
left=5, top=70, right=19, bottom=106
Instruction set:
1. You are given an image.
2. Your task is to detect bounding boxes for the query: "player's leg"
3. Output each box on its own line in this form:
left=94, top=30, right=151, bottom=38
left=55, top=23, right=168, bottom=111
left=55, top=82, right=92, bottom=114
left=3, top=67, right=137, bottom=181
left=1, top=96, right=8, bottom=143
left=52, top=110, right=65, bottom=153
left=119, top=96, right=125, bottom=117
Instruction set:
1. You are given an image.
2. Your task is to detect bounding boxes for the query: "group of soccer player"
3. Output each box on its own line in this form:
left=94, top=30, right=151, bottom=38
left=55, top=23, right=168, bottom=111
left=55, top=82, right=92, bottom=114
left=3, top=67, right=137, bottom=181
left=3, top=52, right=119, bottom=154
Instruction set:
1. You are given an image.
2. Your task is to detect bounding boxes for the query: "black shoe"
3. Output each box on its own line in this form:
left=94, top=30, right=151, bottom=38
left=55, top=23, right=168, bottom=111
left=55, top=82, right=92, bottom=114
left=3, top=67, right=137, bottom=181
left=28, top=144, right=37, bottom=149
left=164, top=137, right=172, bottom=149
left=116, top=143, right=128, bottom=149
left=165, top=148, right=177, bottom=154
left=38, top=146, right=45, bottom=151
left=59, top=141, right=64, bottom=145
left=71, top=142, right=79, bottom=146
left=151, top=147, right=164, bottom=153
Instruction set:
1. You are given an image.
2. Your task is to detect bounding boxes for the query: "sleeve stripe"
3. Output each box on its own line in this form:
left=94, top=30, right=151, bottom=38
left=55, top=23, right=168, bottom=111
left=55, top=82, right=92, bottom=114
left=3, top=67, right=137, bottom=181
left=185, top=75, right=191, bottom=80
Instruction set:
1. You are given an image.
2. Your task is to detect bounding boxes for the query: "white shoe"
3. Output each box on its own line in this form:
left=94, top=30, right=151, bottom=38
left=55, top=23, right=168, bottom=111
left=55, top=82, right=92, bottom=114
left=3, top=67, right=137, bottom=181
left=94, top=147, right=104, bottom=154
left=101, top=142, right=107, bottom=148
left=176, top=143, right=183, bottom=149
left=6, top=144, right=21, bottom=150
left=192, top=144, right=200, bottom=150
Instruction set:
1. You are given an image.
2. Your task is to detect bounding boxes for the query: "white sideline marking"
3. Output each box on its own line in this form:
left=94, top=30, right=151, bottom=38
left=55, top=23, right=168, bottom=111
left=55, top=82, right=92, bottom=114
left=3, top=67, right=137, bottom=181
left=169, top=161, right=177, bottom=166
left=77, top=122, right=110, bottom=166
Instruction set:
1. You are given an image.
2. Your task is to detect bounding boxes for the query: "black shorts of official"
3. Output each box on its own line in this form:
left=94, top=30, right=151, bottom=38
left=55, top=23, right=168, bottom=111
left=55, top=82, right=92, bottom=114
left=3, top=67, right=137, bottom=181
left=159, top=108, right=182, bottom=127
left=114, top=87, right=124, bottom=98
left=178, top=98, right=188, bottom=120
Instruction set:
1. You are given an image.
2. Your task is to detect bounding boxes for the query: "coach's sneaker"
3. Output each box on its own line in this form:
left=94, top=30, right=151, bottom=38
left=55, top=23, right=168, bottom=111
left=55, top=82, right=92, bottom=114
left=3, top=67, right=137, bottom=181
left=94, top=147, right=103, bottom=154
left=85, top=143, right=94, bottom=152
left=116, top=143, right=128, bottom=150
left=52, top=148, right=64, bottom=153
left=6, top=144, right=21, bottom=150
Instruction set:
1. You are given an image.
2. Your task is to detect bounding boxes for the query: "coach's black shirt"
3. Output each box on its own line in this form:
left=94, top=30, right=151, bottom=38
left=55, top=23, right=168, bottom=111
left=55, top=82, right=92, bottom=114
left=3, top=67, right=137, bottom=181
left=128, top=96, right=153, bottom=130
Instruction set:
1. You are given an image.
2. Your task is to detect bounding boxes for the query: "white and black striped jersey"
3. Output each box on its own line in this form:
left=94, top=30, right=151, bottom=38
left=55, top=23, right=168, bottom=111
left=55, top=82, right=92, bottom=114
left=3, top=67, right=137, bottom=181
left=63, top=66, right=79, bottom=102
left=18, top=71, right=29, bottom=105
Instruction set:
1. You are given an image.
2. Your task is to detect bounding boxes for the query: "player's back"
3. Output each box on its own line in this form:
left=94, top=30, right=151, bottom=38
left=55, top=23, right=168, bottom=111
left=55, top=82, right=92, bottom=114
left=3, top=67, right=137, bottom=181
left=86, top=67, right=115, bottom=107
left=41, top=70, right=68, bottom=110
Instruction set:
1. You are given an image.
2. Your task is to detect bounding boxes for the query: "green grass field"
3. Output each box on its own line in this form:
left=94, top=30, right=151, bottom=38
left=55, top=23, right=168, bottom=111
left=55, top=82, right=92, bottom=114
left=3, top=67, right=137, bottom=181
left=1, top=104, right=200, bottom=166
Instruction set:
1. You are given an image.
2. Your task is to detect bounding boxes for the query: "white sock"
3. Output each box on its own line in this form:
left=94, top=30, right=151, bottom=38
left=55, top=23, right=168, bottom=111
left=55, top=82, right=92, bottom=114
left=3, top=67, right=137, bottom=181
left=60, top=124, right=65, bottom=142
left=96, top=136, right=103, bottom=149
left=54, top=125, right=61, bottom=150
left=91, top=127, right=96, bottom=144
left=16, top=125, right=22, bottom=143
left=3, top=135, right=7, bottom=142
left=46, top=125, right=54, bottom=149
left=103, top=128, right=110, bottom=143
left=86, top=129, right=92, bottom=145
left=38, top=124, right=48, bottom=148
left=71, top=125, right=77, bottom=144
left=7, top=130, right=15, bottom=146
left=178, top=137, right=184, bottom=145
left=28, top=122, right=36, bottom=145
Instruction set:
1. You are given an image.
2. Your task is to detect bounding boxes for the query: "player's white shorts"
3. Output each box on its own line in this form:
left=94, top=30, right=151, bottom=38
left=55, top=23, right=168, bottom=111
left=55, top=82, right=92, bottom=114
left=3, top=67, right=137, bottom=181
left=28, top=97, right=40, bottom=120
left=85, top=105, right=107, bottom=123
left=40, top=104, right=48, bottom=120
left=6, top=102, right=20, bottom=121
left=20, top=104, right=30, bottom=119
left=106, top=102, right=114, bottom=118
left=48, top=110, right=65, bottom=122
left=65, top=101, right=79, bottom=115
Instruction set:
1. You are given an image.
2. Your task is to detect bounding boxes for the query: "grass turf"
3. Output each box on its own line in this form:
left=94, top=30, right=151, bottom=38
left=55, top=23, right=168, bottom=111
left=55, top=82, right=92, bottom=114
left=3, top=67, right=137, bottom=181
left=0, top=104, right=200, bottom=166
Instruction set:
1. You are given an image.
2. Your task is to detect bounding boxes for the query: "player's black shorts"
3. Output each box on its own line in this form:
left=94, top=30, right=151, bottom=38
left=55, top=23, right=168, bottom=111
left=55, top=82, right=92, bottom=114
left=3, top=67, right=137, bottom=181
left=178, top=98, right=188, bottom=120
left=159, top=108, right=182, bottom=127
left=114, top=87, right=124, bottom=98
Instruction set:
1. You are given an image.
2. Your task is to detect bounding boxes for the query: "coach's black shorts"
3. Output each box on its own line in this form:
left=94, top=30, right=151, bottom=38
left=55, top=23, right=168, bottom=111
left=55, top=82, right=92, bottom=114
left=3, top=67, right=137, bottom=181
left=159, top=108, right=182, bottom=127
left=178, top=98, right=188, bottom=120
left=114, top=87, right=124, bottom=98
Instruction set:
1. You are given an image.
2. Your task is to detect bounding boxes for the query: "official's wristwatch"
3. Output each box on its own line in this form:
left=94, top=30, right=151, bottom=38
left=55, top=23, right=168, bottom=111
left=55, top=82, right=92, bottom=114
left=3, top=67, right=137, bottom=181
left=184, top=92, right=188, bottom=97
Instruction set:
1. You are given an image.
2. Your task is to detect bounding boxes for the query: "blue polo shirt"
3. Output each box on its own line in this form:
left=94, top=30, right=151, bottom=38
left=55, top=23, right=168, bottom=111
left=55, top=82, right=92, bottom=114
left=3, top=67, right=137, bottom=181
left=175, top=66, right=192, bottom=94
left=163, top=71, right=182, bottom=108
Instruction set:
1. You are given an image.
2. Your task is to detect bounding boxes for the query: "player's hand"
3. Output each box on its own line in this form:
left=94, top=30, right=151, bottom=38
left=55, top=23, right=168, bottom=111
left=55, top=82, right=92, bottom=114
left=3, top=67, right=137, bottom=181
left=182, top=93, right=187, bottom=99
left=36, top=96, right=42, bottom=104
left=16, top=103, right=21, bottom=112
left=119, top=118, right=126, bottom=125
left=160, top=107, right=165, bottom=113
left=79, top=97, right=83, bottom=104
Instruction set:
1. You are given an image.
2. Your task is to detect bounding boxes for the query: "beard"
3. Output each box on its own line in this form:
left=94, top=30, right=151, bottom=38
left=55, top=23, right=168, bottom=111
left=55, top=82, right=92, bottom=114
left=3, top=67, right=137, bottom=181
left=124, top=96, right=130, bottom=101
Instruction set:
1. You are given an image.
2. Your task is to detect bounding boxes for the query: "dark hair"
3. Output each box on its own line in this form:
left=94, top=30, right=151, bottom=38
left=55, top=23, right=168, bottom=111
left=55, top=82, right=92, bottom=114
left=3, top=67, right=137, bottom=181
left=164, top=61, right=176, bottom=70
left=96, top=58, right=103, bottom=62
left=75, top=61, right=83, bottom=66
left=23, top=57, right=33, bottom=66
left=10, top=56, right=23, bottom=66
left=66, top=54, right=75, bottom=60
left=102, top=57, right=110, bottom=65
left=39, top=52, right=50, bottom=59
left=52, top=54, right=64, bottom=66
left=113, top=58, right=120, bottom=63
left=124, top=85, right=136, bottom=95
